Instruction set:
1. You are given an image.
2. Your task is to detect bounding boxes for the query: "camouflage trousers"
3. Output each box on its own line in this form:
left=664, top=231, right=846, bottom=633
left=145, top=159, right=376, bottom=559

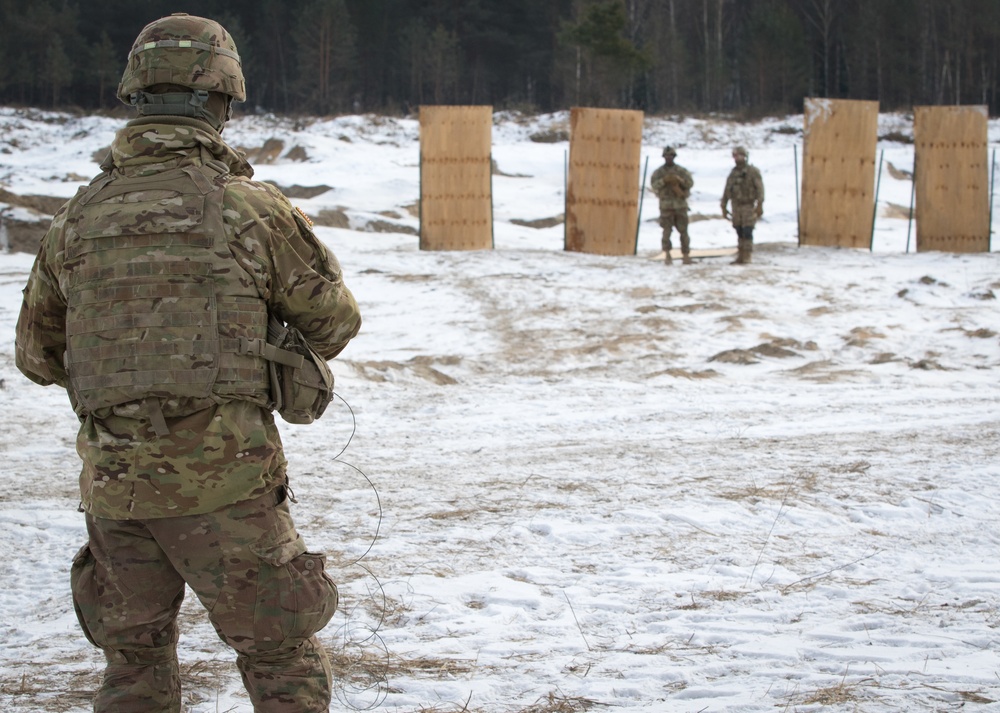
left=659, top=209, right=690, bottom=254
left=71, top=487, right=339, bottom=712
left=728, top=202, right=759, bottom=228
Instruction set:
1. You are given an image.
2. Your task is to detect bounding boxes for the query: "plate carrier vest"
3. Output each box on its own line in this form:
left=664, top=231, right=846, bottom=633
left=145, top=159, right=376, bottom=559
left=62, top=160, right=274, bottom=434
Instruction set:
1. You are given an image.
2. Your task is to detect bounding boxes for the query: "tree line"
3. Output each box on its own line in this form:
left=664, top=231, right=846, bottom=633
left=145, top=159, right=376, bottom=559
left=1, top=0, right=999, bottom=117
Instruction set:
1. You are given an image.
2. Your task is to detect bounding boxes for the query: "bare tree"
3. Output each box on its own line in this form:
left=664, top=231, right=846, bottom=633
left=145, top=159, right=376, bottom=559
left=801, top=0, right=837, bottom=96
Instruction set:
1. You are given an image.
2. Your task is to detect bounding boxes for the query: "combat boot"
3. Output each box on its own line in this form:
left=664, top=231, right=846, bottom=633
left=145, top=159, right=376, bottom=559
left=731, top=240, right=748, bottom=265
left=664, top=251, right=673, bottom=265
left=679, top=235, right=692, bottom=264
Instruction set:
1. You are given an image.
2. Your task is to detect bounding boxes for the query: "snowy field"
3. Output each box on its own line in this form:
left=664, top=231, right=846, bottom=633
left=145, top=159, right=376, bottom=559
left=1, top=106, right=1000, bottom=712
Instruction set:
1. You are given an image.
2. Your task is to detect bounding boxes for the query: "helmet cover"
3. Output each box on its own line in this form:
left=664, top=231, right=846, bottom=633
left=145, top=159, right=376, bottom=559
left=118, top=13, right=245, bottom=104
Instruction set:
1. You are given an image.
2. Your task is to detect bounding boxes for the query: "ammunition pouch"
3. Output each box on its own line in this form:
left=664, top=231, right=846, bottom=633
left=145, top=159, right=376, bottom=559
left=255, top=316, right=334, bottom=424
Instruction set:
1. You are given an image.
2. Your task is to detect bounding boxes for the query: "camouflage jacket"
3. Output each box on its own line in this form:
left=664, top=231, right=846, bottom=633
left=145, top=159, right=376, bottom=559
left=721, top=163, right=764, bottom=209
left=15, top=116, right=362, bottom=520
left=650, top=163, right=694, bottom=211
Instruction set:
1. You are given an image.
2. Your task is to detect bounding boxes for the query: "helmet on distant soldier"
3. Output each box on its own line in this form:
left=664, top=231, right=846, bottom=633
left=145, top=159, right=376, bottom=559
left=663, top=146, right=677, bottom=158
left=732, top=146, right=749, bottom=159
left=117, top=13, right=245, bottom=130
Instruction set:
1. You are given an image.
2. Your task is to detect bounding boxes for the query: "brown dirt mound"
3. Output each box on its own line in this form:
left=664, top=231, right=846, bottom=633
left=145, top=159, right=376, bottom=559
left=512, top=215, right=564, bottom=229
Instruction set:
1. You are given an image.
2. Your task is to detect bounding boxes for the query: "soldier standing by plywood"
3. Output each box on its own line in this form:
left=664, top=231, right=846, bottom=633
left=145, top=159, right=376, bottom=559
left=721, top=146, right=764, bottom=265
left=650, top=146, right=694, bottom=265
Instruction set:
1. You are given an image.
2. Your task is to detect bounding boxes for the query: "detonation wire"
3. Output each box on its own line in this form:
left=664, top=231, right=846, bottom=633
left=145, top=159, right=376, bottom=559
left=328, top=391, right=389, bottom=710
left=330, top=391, right=382, bottom=565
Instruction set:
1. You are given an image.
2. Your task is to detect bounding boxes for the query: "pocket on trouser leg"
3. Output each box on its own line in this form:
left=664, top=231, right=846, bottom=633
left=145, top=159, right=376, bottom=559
left=251, top=540, right=340, bottom=652
left=70, top=543, right=105, bottom=648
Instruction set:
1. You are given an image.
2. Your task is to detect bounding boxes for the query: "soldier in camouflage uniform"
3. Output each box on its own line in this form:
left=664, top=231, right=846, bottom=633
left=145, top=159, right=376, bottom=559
left=721, top=146, right=765, bottom=265
left=15, top=14, right=361, bottom=713
left=649, top=146, right=694, bottom=265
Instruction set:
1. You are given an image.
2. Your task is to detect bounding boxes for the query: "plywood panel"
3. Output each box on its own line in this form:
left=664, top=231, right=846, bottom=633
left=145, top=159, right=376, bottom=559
left=566, top=107, right=644, bottom=256
left=800, top=98, right=879, bottom=249
left=419, top=105, right=493, bottom=251
left=914, top=105, right=989, bottom=253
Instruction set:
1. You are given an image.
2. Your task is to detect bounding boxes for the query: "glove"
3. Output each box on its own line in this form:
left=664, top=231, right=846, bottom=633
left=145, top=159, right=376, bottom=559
left=755, top=204, right=763, bottom=218
left=721, top=206, right=730, bottom=220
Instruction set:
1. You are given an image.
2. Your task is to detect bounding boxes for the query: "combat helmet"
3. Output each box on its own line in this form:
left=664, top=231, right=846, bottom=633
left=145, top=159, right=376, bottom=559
left=662, top=146, right=677, bottom=158
left=117, top=13, right=245, bottom=129
left=732, top=146, right=749, bottom=159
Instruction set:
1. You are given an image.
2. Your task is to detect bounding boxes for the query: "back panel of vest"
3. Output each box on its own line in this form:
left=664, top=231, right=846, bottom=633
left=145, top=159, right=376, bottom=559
left=63, top=165, right=270, bottom=417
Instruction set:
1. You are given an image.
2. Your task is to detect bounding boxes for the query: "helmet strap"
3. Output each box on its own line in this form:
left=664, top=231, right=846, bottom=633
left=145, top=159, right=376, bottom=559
left=130, top=89, right=226, bottom=132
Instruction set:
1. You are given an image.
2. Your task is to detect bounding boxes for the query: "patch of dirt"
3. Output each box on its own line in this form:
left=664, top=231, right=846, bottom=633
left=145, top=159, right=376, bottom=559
left=270, top=184, right=332, bottom=199
left=709, top=349, right=759, bottom=365
left=529, top=129, right=569, bottom=143
left=0, top=189, right=70, bottom=253
left=512, top=214, right=564, bottom=229
left=0, top=188, right=67, bottom=215
left=750, top=342, right=801, bottom=359
left=364, top=219, right=418, bottom=235
left=886, top=161, right=913, bottom=179
left=285, top=145, right=309, bottom=161
left=880, top=130, right=913, bottom=144
left=881, top=202, right=912, bottom=219
left=492, top=158, right=531, bottom=178
left=2, top=217, right=50, bottom=253
left=670, top=302, right=727, bottom=313
left=653, top=368, right=719, bottom=379
left=910, top=358, right=949, bottom=371
left=759, top=336, right=818, bottom=351
left=845, top=326, right=886, bottom=346
left=963, top=327, right=997, bottom=338
left=786, top=359, right=873, bottom=382
left=312, top=208, right=350, bottom=229
left=808, top=305, right=835, bottom=316
left=350, top=357, right=459, bottom=384
left=244, top=138, right=284, bottom=163
left=310, top=208, right=419, bottom=235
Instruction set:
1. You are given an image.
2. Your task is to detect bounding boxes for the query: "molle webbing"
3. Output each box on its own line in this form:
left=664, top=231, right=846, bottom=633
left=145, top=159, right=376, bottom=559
left=63, top=162, right=270, bottom=423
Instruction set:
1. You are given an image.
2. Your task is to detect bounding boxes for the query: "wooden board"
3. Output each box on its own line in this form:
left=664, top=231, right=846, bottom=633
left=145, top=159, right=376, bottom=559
left=800, top=98, right=879, bottom=249
left=649, top=249, right=737, bottom=260
left=914, top=105, right=990, bottom=253
left=565, top=107, right=643, bottom=256
left=419, top=105, right=493, bottom=251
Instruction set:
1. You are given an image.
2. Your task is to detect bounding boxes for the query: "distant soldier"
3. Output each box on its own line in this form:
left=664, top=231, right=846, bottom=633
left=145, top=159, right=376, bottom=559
left=650, top=146, right=694, bottom=265
left=721, top=146, right=764, bottom=265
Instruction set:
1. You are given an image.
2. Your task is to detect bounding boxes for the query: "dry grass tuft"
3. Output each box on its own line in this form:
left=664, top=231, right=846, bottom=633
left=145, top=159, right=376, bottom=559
left=330, top=648, right=475, bottom=681
left=0, top=667, right=98, bottom=713
left=517, top=692, right=604, bottom=713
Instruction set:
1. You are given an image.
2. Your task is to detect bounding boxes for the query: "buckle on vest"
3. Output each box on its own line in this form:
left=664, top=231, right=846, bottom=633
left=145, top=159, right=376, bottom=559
left=142, top=398, right=170, bottom=437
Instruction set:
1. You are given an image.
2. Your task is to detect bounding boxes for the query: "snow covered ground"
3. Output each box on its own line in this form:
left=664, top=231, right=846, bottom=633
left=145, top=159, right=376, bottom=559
left=1, top=106, right=1000, bottom=712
